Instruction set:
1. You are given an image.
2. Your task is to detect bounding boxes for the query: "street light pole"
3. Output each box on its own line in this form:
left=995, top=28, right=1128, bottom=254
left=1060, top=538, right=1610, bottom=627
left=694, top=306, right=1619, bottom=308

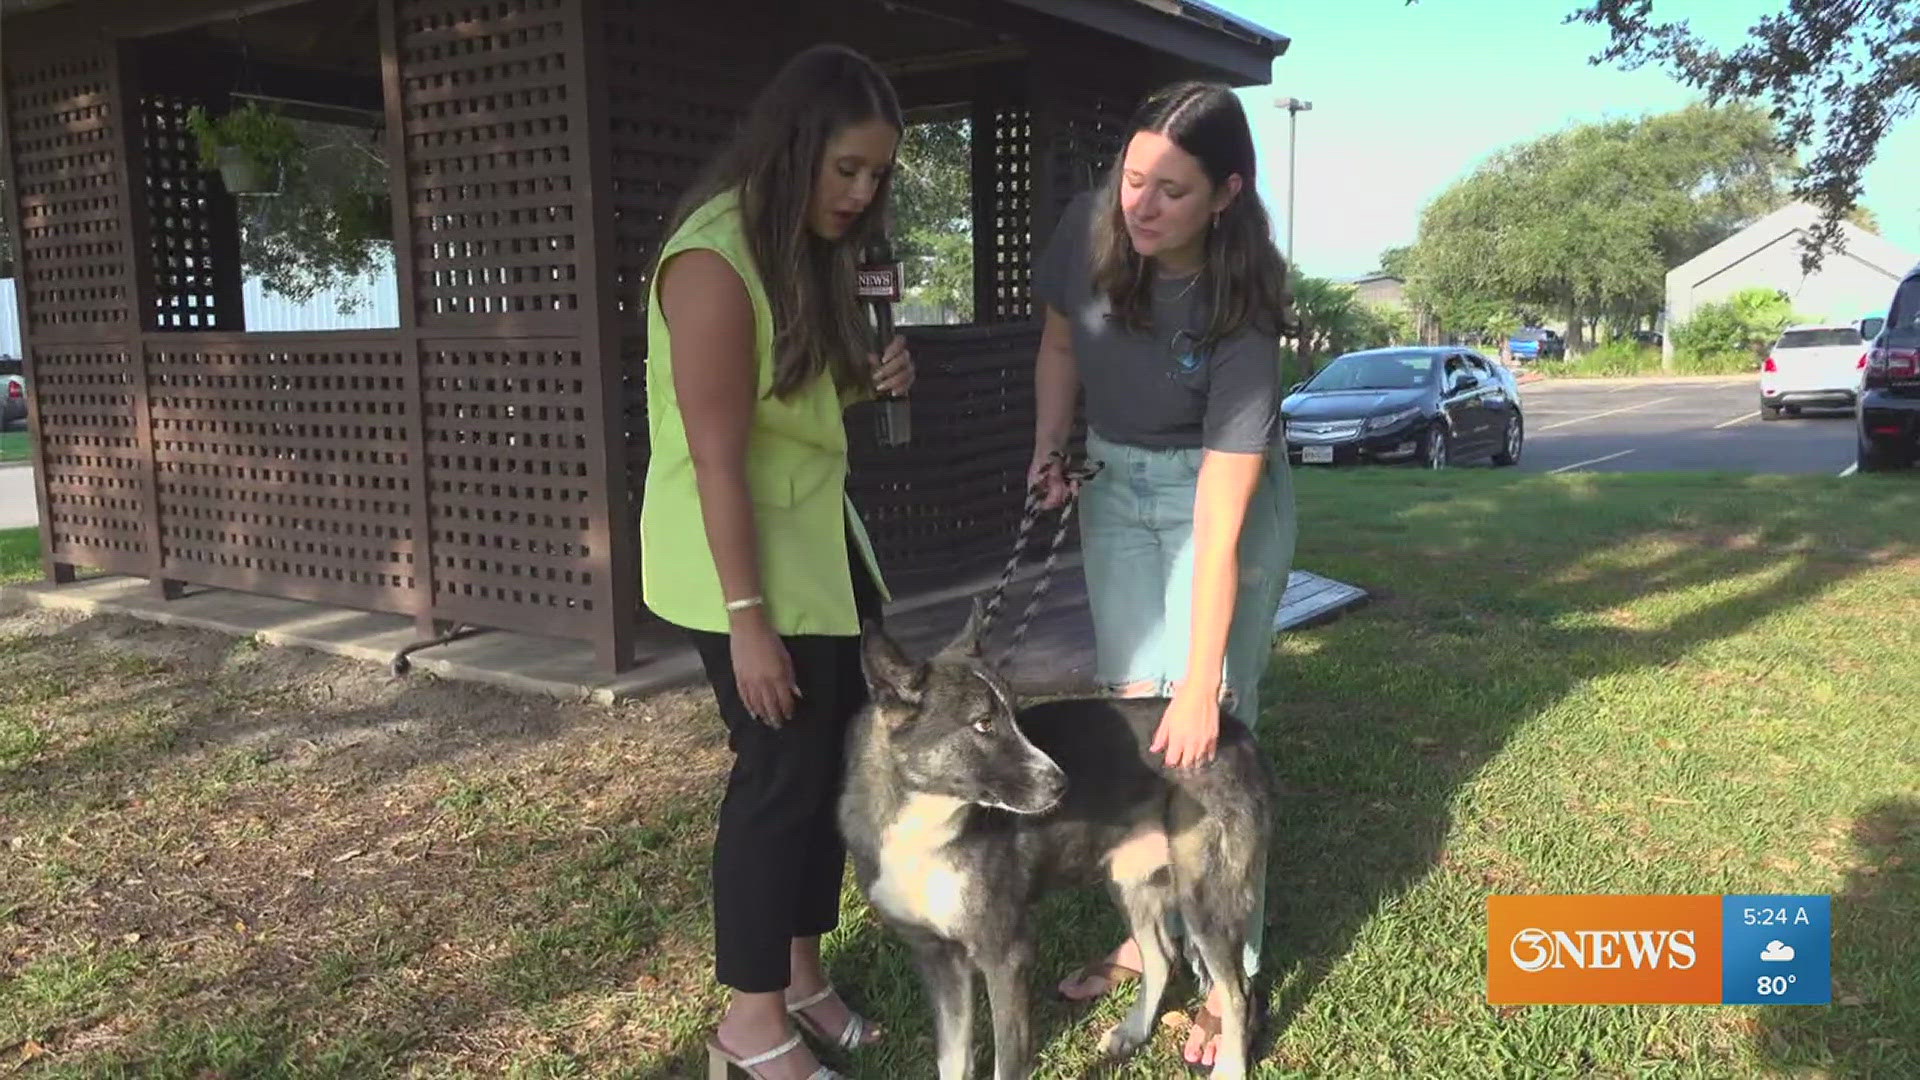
left=1274, top=96, right=1313, bottom=266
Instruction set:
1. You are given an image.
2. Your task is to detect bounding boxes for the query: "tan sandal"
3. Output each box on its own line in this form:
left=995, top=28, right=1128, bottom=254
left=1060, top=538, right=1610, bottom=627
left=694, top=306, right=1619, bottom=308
left=1053, top=959, right=1141, bottom=1002
left=786, top=985, right=882, bottom=1051
left=705, top=1031, right=844, bottom=1080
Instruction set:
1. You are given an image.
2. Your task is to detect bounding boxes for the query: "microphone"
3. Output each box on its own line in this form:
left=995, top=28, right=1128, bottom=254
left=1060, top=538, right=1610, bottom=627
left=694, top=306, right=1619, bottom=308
left=858, top=236, right=909, bottom=447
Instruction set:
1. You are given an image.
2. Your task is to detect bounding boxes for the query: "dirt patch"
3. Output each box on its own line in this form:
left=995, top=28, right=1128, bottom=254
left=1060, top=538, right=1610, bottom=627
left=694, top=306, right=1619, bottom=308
left=1, top=605, right=733, bottom=1074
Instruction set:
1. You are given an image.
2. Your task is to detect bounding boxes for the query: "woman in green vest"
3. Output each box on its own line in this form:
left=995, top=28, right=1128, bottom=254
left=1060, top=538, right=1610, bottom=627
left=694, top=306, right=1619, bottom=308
left=1030, top=83, right=1297, bottom=1070
left=640, top=45, right=910, bottom=1080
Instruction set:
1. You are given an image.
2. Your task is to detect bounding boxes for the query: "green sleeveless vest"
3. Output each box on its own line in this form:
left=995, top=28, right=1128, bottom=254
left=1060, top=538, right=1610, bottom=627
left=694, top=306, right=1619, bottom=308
left=639, top=190, right=890, bottom=635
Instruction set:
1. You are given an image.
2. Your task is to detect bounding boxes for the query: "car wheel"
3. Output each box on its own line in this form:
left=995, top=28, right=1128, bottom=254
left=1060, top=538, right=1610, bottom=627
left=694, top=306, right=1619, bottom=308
left=1421, top=426, right=1449, bottom=469
left=1761, top=403, right=1782, bottom=421
left=1492, top=415, right=1522, bottom=466
left=1785, top=405, right=1803, bottom=417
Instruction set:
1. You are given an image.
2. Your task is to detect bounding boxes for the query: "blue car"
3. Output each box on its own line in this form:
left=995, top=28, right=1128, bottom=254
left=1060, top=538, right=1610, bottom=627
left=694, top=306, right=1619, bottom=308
left=1507, top=327, right=1565, bottom=362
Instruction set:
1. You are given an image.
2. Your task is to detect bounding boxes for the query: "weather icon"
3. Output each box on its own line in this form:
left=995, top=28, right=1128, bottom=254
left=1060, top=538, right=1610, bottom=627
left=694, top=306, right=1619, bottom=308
left=1761, top=941, right=1796, bottom=962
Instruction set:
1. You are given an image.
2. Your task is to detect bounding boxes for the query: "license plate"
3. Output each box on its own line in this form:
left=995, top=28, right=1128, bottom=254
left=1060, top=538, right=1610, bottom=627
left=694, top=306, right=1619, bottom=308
left=1301, top=445, right=1334, bottom=464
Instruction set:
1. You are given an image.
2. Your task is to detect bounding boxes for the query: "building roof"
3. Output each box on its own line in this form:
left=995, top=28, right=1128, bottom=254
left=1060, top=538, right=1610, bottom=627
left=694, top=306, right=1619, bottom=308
left=1000, top=0, right=1288, bottom=83
left=1667, top=202, right=1920, bottom=291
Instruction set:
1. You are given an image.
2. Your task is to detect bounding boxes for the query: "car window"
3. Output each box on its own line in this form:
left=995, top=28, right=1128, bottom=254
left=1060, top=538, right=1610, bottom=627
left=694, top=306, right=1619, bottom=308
left=1306, top=351, right=1435, bottom=391
left=1890, top=278, right=1920, bottom=335
left=1777, top=328, right=1863, bottom=348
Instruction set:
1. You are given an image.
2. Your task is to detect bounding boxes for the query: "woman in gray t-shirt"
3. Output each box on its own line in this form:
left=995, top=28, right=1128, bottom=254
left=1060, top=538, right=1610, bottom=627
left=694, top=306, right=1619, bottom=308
left=1032, top=81, right=1298, bottom=1070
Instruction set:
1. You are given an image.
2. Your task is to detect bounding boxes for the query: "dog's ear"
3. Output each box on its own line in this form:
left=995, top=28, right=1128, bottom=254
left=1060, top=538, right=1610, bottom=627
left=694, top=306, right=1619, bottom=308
left=935, top=596, right=988, bottom=661
left=860, top=619, right=924, bottom=707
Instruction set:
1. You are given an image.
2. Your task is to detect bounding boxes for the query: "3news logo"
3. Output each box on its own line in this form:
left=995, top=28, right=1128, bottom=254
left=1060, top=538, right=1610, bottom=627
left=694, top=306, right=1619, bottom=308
left=1507, top=926, right=1699, bottom=972
left=1488, top=895, right=1830, bottom=1005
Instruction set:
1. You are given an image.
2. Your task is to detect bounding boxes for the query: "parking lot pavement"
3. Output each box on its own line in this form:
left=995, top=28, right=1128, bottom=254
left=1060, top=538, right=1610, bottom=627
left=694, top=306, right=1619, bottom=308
left=1516, top=376, right=1859, bottom=475
left=1, top=464, right=39, bottom=529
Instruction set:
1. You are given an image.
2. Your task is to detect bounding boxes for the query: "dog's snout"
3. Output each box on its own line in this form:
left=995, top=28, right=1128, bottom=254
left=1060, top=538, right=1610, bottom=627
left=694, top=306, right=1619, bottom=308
left=1028, top=759, right=1068, bottom=813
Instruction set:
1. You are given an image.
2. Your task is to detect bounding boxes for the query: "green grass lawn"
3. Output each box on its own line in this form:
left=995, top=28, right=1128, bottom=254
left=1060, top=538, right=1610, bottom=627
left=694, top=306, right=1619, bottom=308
left=0, top=428, right=30, bottom=464
left=1, top=525, right=38, bottom=584
left=1, top=471, right=1916, bottom=1077
left=1529, top=344, right=1758, bottom=379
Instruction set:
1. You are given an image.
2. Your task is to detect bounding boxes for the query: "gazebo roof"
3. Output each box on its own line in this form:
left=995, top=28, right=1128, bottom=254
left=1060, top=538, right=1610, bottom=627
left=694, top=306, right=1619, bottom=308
left=1002, top=0, right=1286, bottom=83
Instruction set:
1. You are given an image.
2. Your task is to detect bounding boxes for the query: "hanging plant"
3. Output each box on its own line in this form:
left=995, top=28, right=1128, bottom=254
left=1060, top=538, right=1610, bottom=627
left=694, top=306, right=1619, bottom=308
left=185, top=101, right=303, bottom=195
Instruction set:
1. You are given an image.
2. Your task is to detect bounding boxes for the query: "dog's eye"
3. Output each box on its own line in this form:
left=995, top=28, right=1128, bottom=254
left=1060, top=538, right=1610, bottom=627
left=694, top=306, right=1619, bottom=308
left=971, top=716, right=993, bottom=734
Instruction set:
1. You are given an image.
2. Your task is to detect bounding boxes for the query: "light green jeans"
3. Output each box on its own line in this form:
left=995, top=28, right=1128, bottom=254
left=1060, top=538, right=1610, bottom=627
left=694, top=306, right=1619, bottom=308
left=1079, top=429, right=1296, bottom=982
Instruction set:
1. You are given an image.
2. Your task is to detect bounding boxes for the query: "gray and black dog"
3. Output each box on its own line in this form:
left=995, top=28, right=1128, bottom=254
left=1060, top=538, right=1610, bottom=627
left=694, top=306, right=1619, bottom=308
left=838, top=602, right=1274, bottom=1079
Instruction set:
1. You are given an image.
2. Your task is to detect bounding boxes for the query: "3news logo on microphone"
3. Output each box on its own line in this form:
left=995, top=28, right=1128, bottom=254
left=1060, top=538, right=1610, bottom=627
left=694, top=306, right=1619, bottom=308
left=857, top=238, right=909, bottom=447
left=1487, top=894, right=1831, bottom=1005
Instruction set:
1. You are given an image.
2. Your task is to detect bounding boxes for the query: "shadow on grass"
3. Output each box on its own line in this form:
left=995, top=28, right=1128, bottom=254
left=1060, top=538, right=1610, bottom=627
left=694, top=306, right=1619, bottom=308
left=4, top=471, right=1917, bottom=1076
left=1758, top=797, right=1919, bottom=1077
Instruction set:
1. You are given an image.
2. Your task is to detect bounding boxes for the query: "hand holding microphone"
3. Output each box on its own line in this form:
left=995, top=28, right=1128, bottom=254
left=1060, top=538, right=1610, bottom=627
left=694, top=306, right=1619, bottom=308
left=858, top=237, right=913, bottom=446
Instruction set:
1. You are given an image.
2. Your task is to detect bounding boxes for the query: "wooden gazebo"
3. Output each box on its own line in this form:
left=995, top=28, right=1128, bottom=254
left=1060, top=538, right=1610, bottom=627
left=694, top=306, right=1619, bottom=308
left=0, top=0, right=1287, bottom=671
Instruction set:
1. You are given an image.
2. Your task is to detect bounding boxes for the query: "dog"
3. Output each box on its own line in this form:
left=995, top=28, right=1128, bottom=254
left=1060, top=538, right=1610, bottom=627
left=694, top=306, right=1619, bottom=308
left=837, top=601, right=1275, bottom=1079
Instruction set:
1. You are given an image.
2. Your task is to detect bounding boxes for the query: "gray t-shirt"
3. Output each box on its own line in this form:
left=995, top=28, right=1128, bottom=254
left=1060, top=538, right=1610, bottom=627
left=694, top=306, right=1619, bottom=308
left=1033, top=191, right=1281, bottom=453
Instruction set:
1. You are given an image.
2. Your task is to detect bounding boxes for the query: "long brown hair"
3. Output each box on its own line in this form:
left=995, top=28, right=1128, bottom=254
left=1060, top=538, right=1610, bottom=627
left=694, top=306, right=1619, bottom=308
left=1091, top=82, right=1296, bottom=347
left=666, top=45, right=902, bottom=398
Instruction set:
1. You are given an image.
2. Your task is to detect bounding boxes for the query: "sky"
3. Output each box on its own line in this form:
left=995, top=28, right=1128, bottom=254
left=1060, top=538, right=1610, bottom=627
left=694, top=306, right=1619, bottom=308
left=1217, top=0, right=1920, bottom=280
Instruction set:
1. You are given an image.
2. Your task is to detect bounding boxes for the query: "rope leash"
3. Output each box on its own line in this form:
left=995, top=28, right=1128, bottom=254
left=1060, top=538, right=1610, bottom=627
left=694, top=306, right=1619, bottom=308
left=976, top=449, right=1103, bottom=669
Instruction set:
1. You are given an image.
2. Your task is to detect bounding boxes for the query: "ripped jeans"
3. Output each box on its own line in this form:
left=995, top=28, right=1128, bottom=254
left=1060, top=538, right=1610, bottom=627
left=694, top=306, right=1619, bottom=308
left=1078, top=428, right=1297, bottom=982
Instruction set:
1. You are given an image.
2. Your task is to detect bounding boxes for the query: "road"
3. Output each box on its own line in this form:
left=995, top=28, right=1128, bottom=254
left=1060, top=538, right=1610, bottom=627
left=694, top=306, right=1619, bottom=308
left=0, top=377, right=1871, bottom=536
left=1, top=465, right=37, bottom=529
left=1514, top=375, right=1859, bottom=476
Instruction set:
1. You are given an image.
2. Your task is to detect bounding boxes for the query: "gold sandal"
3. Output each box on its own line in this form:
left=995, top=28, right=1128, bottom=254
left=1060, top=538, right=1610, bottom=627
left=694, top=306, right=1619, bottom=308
left=786, top=985, right=882, bottom=1051
left=706, top=1031, right=845, bottom=1080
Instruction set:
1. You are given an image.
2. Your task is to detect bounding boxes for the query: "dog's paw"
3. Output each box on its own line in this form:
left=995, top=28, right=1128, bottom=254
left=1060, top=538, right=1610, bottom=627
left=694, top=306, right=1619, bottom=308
left=1208, top=1055, right=1249, bottom=1079
left=1097, top=1022, right=1148, bottom=1060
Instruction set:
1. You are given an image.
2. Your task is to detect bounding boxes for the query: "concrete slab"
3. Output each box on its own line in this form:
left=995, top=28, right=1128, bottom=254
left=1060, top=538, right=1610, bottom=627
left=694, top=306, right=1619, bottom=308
left=2, top=558, right=1368, bottom=703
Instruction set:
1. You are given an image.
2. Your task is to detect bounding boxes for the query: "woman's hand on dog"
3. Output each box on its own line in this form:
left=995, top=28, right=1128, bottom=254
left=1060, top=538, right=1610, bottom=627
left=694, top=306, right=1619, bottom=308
left=730, top=612, right=800, bottom=726
left=1150, top=684, right=1220, bottom=768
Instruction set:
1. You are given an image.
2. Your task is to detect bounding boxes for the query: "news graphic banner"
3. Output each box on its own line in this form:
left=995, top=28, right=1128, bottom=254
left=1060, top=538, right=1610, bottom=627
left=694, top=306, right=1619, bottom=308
left=1487, top=894, right=1831, bottom=1005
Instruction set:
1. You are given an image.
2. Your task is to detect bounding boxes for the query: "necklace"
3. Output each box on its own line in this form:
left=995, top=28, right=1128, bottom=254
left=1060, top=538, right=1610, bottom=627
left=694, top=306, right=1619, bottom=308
left=1155, top=269, right=1202, bottom=304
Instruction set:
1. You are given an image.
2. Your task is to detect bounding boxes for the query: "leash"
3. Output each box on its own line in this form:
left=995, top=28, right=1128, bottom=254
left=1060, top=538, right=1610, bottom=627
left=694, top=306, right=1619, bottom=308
left=976, top=449, right=1103, bottom=669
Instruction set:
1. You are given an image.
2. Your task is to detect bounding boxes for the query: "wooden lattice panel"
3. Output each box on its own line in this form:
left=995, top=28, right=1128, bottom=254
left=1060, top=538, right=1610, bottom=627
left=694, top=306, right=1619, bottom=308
left=599, top=1, right=758, bottom=331
left=31, top=346, right=148, bottom=573
left=984, top=106, right=1033, bottom=322
left=394, top=0, right=585, bottom=330
left=140, top=94, right=241, bottom=331
left=420, top=340, right=599, bottom=636
left=847, top=325, right=1046, bottom=595
left=145, top=335, right=418, bottom=610
left=1045, top=87, right=1131, bottom=226
left=3, top=45, right=133, bottom=339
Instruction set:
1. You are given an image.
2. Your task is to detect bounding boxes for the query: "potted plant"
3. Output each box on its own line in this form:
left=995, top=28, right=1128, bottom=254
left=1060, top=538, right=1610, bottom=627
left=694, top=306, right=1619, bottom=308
left=185, top=101, right=302, bottom=195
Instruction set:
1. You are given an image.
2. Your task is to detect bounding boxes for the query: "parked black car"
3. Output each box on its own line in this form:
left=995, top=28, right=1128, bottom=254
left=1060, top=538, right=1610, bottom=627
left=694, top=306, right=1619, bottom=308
left=1283, top=346, right=1524, bottom=468
left=1857, top=261, right=1920, bottom=471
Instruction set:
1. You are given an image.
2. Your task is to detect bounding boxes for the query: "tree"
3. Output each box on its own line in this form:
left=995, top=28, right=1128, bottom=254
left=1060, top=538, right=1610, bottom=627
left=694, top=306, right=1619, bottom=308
left=1566, top=0, right=1919, bottom=269
left=1848, top=204, right=1884, bottom=235
left=1670, top=286, right=1803, bottom=367
left=1404, top=103, right=1792, bottom=353
left=1290, top=276, right=1415, bottom=369
left=891, top=118, right=973, bottom=320
left=233, top=116, right=392, bottom=314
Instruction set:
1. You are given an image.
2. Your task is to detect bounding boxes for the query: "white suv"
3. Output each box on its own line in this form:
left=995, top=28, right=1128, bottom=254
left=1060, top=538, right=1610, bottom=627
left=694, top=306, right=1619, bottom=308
left=1760, top=324, right=1866, bottom=420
